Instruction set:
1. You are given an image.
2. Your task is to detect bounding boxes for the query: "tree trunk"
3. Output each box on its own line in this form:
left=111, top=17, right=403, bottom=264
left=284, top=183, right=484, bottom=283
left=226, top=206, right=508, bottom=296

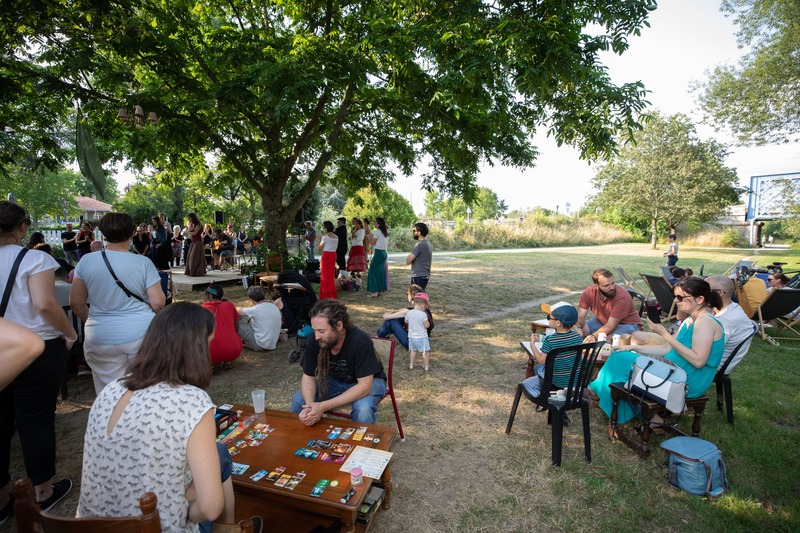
left=650, top=216, right=658, bottom=249
left=260, top=193, right=290, bottom=254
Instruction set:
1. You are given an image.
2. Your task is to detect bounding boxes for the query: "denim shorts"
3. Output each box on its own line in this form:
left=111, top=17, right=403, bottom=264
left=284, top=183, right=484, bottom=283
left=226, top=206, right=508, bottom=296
left=408, top=336, right=430, bottom=352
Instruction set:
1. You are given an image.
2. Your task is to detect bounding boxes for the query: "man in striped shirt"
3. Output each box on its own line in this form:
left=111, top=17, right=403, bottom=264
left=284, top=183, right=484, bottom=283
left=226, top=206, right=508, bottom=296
left=522, top=302, right=583, bottom=399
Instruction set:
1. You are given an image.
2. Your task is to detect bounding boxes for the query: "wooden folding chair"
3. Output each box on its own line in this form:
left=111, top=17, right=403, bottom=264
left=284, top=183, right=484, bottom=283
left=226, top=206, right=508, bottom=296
left=613, top=266, right=645, bottom=294
left=13, top=477, right=160, bottom=533
left=752, top=288, right=800, bottom=346
left=327, top=337, right=406, bottom=441
left=639, top=273, right=678, bottom=321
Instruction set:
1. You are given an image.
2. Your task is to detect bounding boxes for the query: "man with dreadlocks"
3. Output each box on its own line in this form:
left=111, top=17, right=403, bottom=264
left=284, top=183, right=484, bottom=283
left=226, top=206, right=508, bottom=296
left=290, top=300, right=387, bottom=425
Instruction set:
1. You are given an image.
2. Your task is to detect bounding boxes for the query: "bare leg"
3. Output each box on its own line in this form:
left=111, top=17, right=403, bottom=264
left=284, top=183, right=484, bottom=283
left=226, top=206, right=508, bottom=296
left=422, top=351, right=429, bottom=371
left=35, top=476, right=55, bottom=502
left=409, top=350, right=416, bottom=369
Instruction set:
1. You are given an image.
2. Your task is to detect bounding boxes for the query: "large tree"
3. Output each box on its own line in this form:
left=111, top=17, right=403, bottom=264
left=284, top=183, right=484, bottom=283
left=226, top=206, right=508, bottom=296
left=699, top=0, right=800, bottom=144
left=590, top=113, right=743, bottom=247
left=1, top=0, right=654, bottom=251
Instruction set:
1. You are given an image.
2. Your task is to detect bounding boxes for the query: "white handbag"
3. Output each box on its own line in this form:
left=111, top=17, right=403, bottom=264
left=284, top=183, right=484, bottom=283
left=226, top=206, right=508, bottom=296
left=625, top=355, right=688, bottom=414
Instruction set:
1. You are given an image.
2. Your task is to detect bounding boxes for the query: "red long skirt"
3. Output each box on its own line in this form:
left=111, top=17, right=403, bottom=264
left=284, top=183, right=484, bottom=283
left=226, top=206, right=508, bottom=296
left=346, top=245, right=367, bottom=272
left=320, top=250, right=338, bottom=300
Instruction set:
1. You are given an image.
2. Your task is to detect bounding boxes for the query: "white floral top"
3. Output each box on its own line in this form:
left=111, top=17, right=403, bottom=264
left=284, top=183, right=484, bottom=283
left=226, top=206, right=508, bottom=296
left=78, top=380, right=214, bottom=532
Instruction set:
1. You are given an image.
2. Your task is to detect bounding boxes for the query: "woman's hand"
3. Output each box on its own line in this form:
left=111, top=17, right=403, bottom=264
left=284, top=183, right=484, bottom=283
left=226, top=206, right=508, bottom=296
left=646, top=318, right=669, bottom=337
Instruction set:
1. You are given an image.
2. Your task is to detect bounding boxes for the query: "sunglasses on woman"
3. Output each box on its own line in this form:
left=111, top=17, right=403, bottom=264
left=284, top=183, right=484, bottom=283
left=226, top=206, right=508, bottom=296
left=673, top=294, right=693, bottom=302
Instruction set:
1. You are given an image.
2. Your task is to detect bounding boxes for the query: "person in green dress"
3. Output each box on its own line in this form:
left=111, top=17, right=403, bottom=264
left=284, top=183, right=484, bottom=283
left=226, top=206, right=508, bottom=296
left=589, top=277, right=725, bottom=424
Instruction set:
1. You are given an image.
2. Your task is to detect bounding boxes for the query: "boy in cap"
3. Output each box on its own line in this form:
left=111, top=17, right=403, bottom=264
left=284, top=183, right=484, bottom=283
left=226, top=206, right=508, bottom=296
left=522, top=302, right=583, bottom=399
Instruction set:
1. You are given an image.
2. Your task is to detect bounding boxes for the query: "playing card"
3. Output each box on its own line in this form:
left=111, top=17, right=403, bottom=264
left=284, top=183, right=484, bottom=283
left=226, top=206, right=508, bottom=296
left=249, top=469, right=268, bottom=482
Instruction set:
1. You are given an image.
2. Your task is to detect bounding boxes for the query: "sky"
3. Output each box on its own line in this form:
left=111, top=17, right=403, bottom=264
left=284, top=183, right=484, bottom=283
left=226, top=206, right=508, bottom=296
left=389, top=0, right=800, bottom=215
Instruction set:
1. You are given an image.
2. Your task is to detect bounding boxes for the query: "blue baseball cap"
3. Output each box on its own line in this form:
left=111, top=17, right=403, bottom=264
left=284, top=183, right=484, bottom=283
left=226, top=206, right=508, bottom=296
left=540, top=301, right=578, bottom=327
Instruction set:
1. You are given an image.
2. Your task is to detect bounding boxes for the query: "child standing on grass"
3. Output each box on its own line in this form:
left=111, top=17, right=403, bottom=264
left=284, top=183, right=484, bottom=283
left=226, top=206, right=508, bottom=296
left=405, top=292, right=431, bottom=371
left=523, top=302, right=582, bottom=400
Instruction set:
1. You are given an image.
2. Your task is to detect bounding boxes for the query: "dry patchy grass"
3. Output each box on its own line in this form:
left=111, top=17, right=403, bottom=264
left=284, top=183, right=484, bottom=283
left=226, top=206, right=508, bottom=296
left=9, top=244, right=799, bottom=532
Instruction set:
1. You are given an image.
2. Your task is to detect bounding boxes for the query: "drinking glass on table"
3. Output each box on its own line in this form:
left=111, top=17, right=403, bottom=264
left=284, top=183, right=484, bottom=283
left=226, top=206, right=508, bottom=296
left=251, top=389, right=265, bottom=413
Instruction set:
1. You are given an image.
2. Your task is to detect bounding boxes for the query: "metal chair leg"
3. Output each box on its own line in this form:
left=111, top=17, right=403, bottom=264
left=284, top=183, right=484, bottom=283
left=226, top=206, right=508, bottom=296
left=505, top=384, right=524, bottom=434
left=551, top=407, right=564, bottom=466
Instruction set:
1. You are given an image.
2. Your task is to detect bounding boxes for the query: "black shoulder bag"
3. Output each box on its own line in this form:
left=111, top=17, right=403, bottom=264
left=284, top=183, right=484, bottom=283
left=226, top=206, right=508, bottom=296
left=101, top=251, right=146, bottom=303
left=0, top=248, right=29, bottom=317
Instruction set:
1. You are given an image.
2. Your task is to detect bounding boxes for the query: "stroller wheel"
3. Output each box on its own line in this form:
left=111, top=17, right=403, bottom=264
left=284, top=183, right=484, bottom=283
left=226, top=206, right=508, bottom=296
left=289, top=350, right=302, bottom=364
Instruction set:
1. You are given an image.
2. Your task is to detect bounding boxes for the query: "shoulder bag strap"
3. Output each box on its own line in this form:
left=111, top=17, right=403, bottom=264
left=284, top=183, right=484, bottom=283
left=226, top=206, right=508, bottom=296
left=0, top=248, right=30, bottom=317
left=101, top=251, right=146, bottom=303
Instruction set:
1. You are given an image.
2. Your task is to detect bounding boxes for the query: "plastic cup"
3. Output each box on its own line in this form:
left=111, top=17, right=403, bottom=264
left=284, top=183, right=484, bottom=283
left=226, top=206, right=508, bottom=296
left=251, top=389, right=265, bottom=414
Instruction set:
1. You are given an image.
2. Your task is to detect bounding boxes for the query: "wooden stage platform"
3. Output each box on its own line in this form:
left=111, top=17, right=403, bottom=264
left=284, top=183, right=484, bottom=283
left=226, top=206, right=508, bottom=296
left=170, top=267, right=243, bottom=293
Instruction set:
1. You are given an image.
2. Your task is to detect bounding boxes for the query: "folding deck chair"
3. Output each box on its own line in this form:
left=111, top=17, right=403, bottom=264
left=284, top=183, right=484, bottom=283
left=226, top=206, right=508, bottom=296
left=639, top=273, right=678, bottom=321
left=614, top=266, right=646, bottom=294
left=753, top=288, right=800, bottom=346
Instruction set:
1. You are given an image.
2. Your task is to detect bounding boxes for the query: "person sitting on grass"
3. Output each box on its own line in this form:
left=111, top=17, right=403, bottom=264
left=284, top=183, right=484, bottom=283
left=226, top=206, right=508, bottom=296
left=406, top=292, right=432, bottom=371
left=238, top=287, right=281, bottom=351
left=201, top=283, right=242, bottom=370
left=376, top=284, right=434, bottom=350
left=522, top=302, right=583, bottom=403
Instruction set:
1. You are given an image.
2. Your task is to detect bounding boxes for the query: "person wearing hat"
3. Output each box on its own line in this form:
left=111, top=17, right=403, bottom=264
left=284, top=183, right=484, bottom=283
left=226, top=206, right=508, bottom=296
left=522, top=302, right=583, bottom=399
left=202, top=283, right=242, bottom=368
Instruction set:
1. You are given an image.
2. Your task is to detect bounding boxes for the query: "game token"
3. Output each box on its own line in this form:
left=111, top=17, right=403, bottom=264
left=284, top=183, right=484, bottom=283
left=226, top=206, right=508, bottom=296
left=330, top=480, right=339, bottom=487
left=373, top=438, right=380, bottom=443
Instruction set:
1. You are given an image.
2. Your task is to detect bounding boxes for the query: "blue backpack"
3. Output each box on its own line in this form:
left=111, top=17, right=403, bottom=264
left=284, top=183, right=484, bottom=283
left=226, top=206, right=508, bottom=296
left=661, top=436, right=728, bottom=499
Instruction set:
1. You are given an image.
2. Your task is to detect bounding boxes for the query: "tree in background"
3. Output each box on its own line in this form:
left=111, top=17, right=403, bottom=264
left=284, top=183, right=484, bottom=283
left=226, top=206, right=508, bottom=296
left=342, top=188, right=416, bottom=230
left=1, top=0, right=654, bottom=251
left=424, top=187, right=507, bottom=222
left=589, top=113, right=743, bottom=248
left=699, top=0, right=800, bottom=144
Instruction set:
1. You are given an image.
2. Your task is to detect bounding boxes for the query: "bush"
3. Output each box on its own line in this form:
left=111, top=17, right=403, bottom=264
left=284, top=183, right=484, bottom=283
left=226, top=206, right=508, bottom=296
left=720, top=227, right=744, bottom=248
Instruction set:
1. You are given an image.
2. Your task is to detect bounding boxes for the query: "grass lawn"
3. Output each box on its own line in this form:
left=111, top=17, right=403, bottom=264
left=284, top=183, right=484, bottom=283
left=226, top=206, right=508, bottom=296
left=20, top=243, right=800, bottom=532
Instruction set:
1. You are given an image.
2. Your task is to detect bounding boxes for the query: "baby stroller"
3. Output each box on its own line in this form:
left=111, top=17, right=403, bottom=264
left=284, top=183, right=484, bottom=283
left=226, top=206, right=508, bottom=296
left=276, top=270, right=317, bottom=363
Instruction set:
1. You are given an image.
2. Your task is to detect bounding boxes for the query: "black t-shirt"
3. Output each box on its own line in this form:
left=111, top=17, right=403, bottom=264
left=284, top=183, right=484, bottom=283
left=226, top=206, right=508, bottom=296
left=214, top=234, right=232, bottom=252
left=334, top=225, right=348, bottom=254
left=61, top=231, right=77, bottom=251
left=301, top=327, right=386, bottom=384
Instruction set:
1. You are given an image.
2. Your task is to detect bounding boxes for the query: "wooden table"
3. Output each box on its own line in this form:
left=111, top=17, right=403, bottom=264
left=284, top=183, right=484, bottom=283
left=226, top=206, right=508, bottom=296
left=226, top=407, right=397, bottom=532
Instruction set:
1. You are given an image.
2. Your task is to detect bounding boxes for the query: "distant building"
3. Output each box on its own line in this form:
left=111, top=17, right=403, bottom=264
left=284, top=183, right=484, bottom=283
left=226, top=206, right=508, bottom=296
left=39, top=194, right=113, bottom=226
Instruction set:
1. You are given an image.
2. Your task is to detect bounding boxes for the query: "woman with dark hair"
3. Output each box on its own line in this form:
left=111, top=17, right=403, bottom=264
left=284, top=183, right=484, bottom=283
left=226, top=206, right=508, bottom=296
left=589, top=277, right=725, bottom=424
left=0, top=201, right=78, bottom=520
left=69, top=212, right=165, bottom=394
left=318, top=221, right=338, bottom=300
left=767, top=273, right=790, bottom=291
left=663, top=233, right=678, bottom=267
left=75, top=221, right=95, bottom=260
left=78, top=302, right=260, bottom=532
left=132, top=223, right=151, bottom=256
left=26, top=231, right=46, bottom=249
left=346, top=217, right=367, bottom=277
left=366, top=217, right=389, bottom=297
left=184, top=213, right=206, bottom=277
left=201, top=283, right=242, bottom=368
left=150, top=216, right=171, bottom=270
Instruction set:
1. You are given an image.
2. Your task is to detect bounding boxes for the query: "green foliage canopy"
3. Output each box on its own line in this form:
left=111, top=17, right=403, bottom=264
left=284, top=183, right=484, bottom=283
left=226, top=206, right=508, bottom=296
left=699, top=0, right=800, bottom=144
left=589, top=113, right=744, bottom=247
left=424, top=187, right=507, bottom=221
left=1, top=0, right=655, bottom=250
left=342, top=188, right=416, bottom=229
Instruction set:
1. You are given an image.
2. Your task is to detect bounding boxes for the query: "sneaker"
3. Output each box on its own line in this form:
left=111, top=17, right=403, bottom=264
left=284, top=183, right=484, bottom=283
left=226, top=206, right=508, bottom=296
left=0, top=495, right=13, bottom=526
left=36, top=478, right=72, bottom=512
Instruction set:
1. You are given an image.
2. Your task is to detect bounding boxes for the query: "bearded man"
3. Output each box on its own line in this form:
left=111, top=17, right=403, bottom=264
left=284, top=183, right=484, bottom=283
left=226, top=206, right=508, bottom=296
left=290, top=300, right=387, bottom=425
left=577, top=268, right=642, bottom=342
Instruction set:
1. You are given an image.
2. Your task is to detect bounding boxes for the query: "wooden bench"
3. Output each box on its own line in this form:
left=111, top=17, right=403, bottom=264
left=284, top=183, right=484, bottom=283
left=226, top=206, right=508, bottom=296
left=607, top=382, right=709, bottom=459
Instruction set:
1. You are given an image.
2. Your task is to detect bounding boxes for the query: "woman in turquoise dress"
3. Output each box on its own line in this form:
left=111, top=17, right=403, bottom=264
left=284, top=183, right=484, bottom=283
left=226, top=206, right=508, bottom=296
left=589, top=277, right=725, bottom=424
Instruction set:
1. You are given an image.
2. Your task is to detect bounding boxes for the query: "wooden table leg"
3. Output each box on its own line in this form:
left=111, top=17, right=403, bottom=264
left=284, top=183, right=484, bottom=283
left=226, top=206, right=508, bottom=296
left=691, top=403, right=706, bottom=436
left=381, top=465, right=392, bottom=510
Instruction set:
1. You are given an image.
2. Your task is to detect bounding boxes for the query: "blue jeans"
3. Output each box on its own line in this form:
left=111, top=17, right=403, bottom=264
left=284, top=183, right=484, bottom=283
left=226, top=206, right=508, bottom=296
left=522, top=365, right=546, bottom=397
left=306, top=245, right=315, bottom=262
left=376, top=318, right=409, bottom=350
left=585, top=318, right=640, bottom=336
left=411, top=276, right=429, bottom=290
left=291, top=377, right=387, bottom=425
left=198, top=443, right=233, bottom=533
